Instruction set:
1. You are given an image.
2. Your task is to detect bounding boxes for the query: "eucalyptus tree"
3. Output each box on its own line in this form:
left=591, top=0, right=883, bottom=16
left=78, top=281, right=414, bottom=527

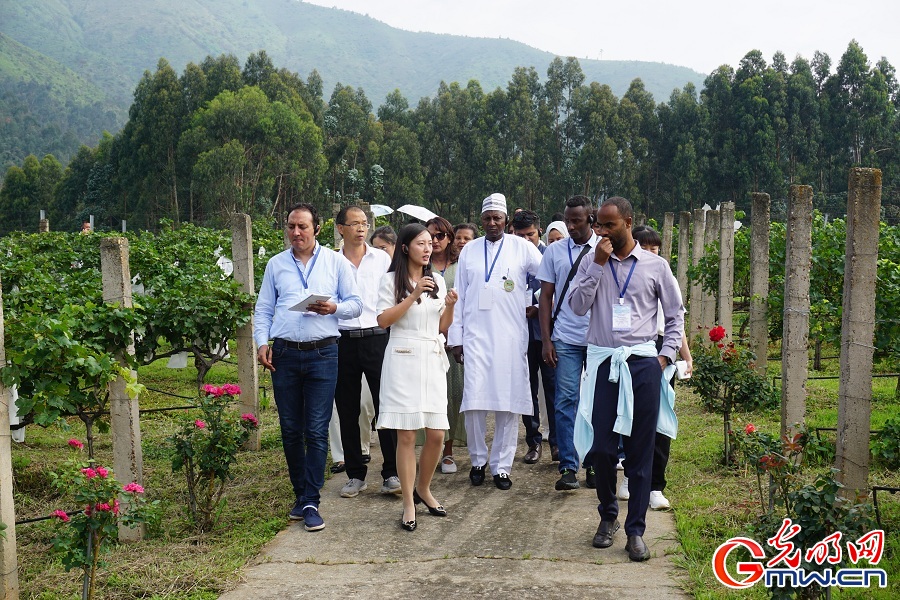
left=540, top=57, right=586, bottom=207
left=657, top=83, right=708, bottom=213
left=572, top=82, right=620, bottom=203
left=178, top=86, right=325, bottom=223
left=784, top=57, right=822, bottom=186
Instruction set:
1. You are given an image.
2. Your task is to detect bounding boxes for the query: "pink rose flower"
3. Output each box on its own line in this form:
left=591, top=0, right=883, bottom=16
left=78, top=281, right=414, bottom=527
left=745, top=423, right=756, bottom=434
left=205, top=384, right=225, bottom=397
left=202, top=384, right=226, bottom=397
left=96, top=466, right=109, bottom=478
left=53, top=509, right=70, bottom=522
left=81, top=467, right=97, bottom=479
left=68, top=438, right=84, bottom=450
left=123, top=482, right=145, bottom=494
left=96, top=503, right=111, bottom=512
left=241, top=413, right=259, bottom=427
left=195, top=419, right=207, bottom=429
left=113, top=499, right=120, bottom=516
left=223, top=383, right=241, bottom=396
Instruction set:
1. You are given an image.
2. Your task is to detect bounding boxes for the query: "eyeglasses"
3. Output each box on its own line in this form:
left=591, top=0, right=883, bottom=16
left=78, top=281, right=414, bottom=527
left=431, top=232, right=448, bottom=241
left=341, top=221, right=369, bottom=230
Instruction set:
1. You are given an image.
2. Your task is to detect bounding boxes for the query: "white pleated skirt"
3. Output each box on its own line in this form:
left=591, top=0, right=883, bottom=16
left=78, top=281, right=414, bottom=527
left=377, top=411, right=449, bottom=431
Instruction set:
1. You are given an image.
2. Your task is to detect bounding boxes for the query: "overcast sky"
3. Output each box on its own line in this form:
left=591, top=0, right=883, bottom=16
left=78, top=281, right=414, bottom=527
left=303, top=0, right=898, bottom=75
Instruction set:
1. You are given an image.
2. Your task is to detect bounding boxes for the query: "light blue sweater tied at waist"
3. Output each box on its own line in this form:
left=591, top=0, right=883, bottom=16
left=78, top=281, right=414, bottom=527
left=574, top=341, right=678, bottom=460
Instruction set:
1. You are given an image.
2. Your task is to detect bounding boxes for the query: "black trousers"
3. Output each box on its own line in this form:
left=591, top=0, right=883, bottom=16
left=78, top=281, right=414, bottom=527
left=334, top=333, right=397, bottom=481
left=591, top=355, right=661, bottom=537
left=523, top=339, right=557, bottom=448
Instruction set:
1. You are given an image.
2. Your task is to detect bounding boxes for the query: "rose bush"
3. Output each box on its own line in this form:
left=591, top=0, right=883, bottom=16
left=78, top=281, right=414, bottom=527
left=49, top=441, right=156, bottom=600
left=170, top=384, right=259, bottom=532
left=687, top=326, right=777, bottom=464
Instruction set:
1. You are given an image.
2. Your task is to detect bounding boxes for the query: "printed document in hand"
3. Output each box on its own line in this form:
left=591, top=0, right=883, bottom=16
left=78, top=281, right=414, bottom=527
left=289, top=293, right=332, bottom=312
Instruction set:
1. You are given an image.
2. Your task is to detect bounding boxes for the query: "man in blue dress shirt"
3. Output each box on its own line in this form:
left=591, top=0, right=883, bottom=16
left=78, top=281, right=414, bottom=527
left=536, top=195, right=597, bottom=491
left=255, top=203, right=363, bottom=531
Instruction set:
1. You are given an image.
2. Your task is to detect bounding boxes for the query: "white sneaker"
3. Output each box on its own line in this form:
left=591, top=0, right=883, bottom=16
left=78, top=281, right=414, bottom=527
left=617, top=476, right=630, bottom=500
left=441, top=455, right=457, bottom=474
left=649, top=490, right=670, bottom=510
left=340, top=478, right=367, bottom=498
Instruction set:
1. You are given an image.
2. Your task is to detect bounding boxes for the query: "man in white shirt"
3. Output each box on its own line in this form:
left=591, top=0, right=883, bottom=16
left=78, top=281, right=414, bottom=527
left=332, top=206, right=398, bottom=499
left=448, top=193, right=543, bottom=490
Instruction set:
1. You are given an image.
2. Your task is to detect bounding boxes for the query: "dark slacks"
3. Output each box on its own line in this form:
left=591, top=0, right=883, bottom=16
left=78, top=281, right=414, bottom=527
left=652, top=434, right=671, bottom=492
left=334, top=333, right=397, bottom=481
left=591, top=355, right=661, bottom=537
left=523, top=339, right=557, bottom=448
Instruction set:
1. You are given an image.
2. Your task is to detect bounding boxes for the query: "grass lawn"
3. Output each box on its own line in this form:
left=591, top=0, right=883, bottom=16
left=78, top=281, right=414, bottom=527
left=8, top=350, right=899, bottom=598
left=671, top=352, right=900, bottom=599
left=11, top=356, right=297, bottom=600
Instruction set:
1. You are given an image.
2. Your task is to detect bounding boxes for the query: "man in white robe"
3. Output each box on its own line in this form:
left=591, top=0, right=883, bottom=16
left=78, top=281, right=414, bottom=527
left=448, top=193, right=543, bottom=490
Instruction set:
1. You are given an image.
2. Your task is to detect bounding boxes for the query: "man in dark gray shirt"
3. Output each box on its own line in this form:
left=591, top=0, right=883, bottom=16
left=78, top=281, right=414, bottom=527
left=568, top=197, right=684, bottom=561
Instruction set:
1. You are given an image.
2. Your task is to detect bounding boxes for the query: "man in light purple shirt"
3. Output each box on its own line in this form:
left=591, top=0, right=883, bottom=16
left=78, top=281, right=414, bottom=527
left=568, top=197, right=684, bottom=561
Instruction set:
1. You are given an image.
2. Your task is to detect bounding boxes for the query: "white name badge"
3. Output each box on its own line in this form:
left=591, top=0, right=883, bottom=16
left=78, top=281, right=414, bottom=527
left=479, top=287, right=493, bottom=310
left=612, top=303, right=632, bottom=331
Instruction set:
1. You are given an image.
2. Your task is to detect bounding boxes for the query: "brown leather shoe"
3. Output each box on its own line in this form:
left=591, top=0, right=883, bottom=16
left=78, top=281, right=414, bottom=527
left=626, top=535, right=651, bottom=561
left=523, top=444, right=542, bottom=464
left=592, top=519, right=620, bottom=548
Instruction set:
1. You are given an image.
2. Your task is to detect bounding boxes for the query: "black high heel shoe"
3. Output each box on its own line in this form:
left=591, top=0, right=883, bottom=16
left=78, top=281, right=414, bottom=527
left=400, top=511, right=417, bottom=531
left=413, top=488, right=447, bottom=517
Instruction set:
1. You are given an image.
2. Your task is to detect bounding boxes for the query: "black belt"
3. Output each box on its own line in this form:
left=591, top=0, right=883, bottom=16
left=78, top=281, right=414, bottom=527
left=340, top=327, right=387, bottom=339
left=274, top=337, right=339, bottom=351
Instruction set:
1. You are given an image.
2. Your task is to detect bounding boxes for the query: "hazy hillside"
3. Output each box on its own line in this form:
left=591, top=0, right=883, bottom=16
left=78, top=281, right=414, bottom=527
left=0, top=33, right=123, bottom=167
left=0, top=0, right=705, bottom=166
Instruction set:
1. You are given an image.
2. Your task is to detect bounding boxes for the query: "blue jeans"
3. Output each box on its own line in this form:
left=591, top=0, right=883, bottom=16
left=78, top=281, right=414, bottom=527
left=553, top=341, right=587, bottom=473
left=271, top=340, right=339, bottom=507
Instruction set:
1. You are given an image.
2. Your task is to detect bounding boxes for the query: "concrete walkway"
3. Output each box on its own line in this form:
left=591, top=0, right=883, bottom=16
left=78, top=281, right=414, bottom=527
left=220, top=427, right=688, bottom=599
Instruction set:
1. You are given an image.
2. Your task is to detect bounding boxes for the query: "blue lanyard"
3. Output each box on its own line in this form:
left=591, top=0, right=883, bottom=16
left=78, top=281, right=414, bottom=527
left=483, top=235, right=505, bottom=283
left=292, top=245, right=321, bottom=289
left=567, top=239, right=588, bottom=267
left=609, top=257, right=637, bottom=305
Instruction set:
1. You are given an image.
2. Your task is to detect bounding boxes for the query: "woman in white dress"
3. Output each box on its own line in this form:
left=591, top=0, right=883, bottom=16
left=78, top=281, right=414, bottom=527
left=376, top=224, right=458, bottom=531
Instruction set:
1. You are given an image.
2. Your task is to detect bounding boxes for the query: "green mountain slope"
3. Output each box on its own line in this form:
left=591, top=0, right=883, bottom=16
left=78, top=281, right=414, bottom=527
left=0, top=33, right=106, bottom=105
left=0, top=0, right=704, bottom=107
left=0, top=0, right=705, bottom=167
left=0, top=33, right=123, bottom=167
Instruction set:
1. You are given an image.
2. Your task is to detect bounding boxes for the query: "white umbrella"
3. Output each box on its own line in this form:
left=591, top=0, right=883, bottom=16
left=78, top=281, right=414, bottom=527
left=369, top=204, right=394, bottom=217
left=396, top=204, right=438, bottom=222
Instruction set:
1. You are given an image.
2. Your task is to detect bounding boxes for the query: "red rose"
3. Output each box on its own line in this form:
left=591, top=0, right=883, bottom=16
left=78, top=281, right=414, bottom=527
left=745, top=423, right=756, bottom=434
left=709, top=325, right=726, bottom=343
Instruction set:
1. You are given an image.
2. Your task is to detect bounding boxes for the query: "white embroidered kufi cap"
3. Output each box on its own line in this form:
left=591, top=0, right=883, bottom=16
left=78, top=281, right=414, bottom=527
left=481, top=193, right=507, bottom=214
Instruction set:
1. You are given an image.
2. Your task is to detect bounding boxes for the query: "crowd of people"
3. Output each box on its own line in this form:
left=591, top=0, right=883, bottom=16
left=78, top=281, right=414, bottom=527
left=254, top=193, right=688, bottom=561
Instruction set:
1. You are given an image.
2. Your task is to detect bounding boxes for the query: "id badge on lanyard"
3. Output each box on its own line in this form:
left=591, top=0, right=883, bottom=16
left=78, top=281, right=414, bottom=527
left=612, top=302, right=632, bottom=331
left=479, top=286, right=493, bottom=310
left=610, top=257, right=637, bottom=332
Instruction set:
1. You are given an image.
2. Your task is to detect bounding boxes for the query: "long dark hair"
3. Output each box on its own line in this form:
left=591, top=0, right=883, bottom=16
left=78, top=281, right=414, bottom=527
left=425, top=216, right=459, bottom=265
left=389, top=223, right=439, bottom=304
